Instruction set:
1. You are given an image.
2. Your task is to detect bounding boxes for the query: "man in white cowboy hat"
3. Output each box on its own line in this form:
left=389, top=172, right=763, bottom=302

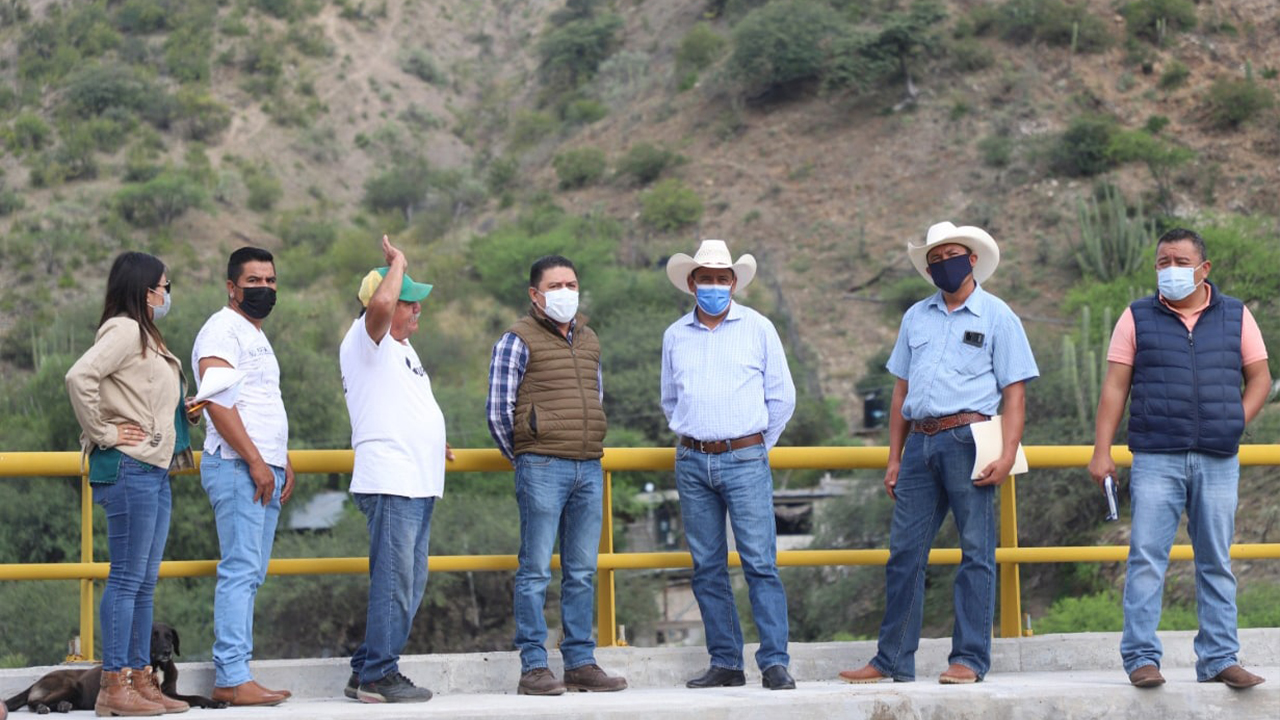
left=840, top=221, right=1038, bottom=685
left=339, top=235, right=452, bottom=703
left=660, top=239, right=797, bottom=691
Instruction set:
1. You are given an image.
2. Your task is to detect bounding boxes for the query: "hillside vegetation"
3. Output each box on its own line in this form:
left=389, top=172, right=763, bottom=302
left=1, top=0, right=1279, bottom=666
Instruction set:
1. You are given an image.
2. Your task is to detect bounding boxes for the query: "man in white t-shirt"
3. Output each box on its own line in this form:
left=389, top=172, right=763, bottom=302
left=338, top=236, right=451, bottom=704
left=192, top=246, right=293, bottom=707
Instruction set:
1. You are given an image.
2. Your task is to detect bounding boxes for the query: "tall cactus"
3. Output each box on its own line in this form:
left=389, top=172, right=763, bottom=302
left=1075, top=185, right=1155, bottom=282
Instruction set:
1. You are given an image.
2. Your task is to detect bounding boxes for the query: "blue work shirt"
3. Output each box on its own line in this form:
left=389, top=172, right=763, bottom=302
left=886, top=284, right=1039, bottom=421
left=661, top=302, right=796, bottom=448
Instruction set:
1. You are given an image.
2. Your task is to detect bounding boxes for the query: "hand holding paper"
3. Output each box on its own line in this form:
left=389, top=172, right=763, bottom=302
left=190, top=367, right=245, bottom=413
left=970, top=414, right=1028, bottom=481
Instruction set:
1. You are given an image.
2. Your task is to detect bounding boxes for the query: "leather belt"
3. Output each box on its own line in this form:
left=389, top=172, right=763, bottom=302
left=680, top=433, right=765, bottom=454
left=910, top=412, right=990, bottom=436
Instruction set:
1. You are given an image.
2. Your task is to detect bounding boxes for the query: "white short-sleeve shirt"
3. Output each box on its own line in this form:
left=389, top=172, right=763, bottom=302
left=192, top=307, right=289, bottom=467
left=339, top=316, right=447, bottom=498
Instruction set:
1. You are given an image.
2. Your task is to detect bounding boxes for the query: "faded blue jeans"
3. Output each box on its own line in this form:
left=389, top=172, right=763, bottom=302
left=1122, top=451, right=1240, bottom=681
left=95, top=455, right=172, bottom=672
left=349, top=493, right=436, bottom=684
left=513, top=453, right=603, bottom=674
left=201, top=450, right=283, bottom=688
left=871, top=427, right=995, bottom=681
left=675, top=442, right=790, bottom=672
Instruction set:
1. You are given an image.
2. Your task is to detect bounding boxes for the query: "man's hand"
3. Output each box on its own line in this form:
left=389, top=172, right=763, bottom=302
left=382, top=234, right=406, bottom=268
left=883, top=460, right=900, bottom=501
left=281, top=459, right=296, bottom=504
left=974, top=455, right=1015, bottom=487
left=445, top=443, right=455, bottom=462
left=1087, top=449, right=1116, bottom=490
left=248, top=458, right=276, bottom=506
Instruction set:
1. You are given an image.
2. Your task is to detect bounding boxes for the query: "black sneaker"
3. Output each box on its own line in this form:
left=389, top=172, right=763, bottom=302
left=356, top=672, right=434, bottom=703
left=343, top=672, right=358, bottom=700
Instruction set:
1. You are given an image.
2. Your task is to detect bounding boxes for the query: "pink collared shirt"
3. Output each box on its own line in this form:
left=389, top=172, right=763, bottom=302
left=1106, top=286, right=1267, bottom=366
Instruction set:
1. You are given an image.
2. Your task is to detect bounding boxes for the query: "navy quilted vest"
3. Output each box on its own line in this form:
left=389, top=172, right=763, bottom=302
left=1128, top=283, right=1245, bottom=456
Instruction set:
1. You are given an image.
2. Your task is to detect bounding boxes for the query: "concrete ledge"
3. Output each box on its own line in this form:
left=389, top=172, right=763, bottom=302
left=3, top=631, right=1278, bottom=719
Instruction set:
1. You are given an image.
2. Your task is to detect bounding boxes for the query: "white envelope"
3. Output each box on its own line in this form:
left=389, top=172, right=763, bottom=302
left=194, top=367, right=245, bottom=409
left=969, top=414, right=1029, bottom=479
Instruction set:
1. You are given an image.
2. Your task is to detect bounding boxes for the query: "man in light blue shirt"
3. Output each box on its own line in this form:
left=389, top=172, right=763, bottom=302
left=660, top=239, right=797, bottom=691
left=841, top=222, right=1038, bottom=686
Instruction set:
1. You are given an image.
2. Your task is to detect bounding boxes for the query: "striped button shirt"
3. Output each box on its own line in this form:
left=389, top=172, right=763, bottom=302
left=886, top=284, right=1039, bottom=421
left=660, top=302, right=796, bottom=449
left=485, top=322, right=603, bottom=461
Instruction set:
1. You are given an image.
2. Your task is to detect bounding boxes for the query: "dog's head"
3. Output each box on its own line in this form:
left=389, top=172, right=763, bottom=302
left=150, top=623, right=180, bottom=666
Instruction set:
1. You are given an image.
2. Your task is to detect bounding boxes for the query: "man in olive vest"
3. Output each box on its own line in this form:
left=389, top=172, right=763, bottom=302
left=486, top=255, right=627, bottom=697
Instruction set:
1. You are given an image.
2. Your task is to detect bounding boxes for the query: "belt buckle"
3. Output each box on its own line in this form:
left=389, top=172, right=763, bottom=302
left=919, top=418, right=941, bottom=435
left=698, top=439, right=713, bottom=453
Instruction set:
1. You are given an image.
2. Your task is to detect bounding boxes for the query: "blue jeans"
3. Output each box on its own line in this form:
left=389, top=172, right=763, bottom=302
left=95, top=456, right=172, bottom=672
left=349, top=493, right=435, bottom=684
left=200, top=450, right=283, bottom=687
left=513, top=453, right=603, bottom=674
left=1122, top=451, right=1240, bottom=681
left=675, top=443, right=789, bottom=672
left=871, top=427, right=995, bottom=681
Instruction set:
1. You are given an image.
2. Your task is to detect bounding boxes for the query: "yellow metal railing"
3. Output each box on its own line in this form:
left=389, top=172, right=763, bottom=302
left=2, top=445, right=1280, bottom=661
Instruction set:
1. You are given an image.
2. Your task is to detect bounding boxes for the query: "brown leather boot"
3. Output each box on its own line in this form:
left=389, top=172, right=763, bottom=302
left=95, top=669, right=165, bottom=717
left=132, top=667, right=190, bottom=714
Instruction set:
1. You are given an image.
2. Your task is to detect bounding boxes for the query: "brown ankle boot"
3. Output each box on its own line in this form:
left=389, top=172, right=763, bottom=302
left=95, top=668, right=165, bottom=717
left=132, top=666, right=190, bottom=714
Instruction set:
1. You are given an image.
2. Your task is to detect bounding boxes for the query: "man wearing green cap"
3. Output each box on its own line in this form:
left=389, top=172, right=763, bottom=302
left=339, top=235, right=453, bottom=703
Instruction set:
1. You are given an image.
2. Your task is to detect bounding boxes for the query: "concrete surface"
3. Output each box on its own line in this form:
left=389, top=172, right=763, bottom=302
left=3, top=630, right=1278, bottom=719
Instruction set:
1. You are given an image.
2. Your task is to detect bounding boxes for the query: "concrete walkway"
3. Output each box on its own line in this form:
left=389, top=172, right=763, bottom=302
left=3, top=630, right=1277, bottom=719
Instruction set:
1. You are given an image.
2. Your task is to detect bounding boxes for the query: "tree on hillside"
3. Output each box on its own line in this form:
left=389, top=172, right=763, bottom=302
left=861, top=0, right=947, bottom=107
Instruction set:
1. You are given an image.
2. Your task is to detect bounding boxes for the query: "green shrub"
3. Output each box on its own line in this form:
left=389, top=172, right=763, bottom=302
left=563, top=98, right=608, bottom=126
left=400, top=48, right=444, bottom=84
left=676, top=23, right=727, bottom=74
left=1158, top=59, right=1189, bottom=89
left=948, top=37, right=994, bottom=72
left=509, top=110, right=557, bottom=149
left=114, top=171, right=208, bottom=227
left=164, top=25, right=212, bottom=82
left=0, top=187, right=25, bottom=216
left=253, top=0, right=297, bottom=20
left=1144, top=115, right=1170, bottom=134
left=1203, top=78, right=1274, bottom=130
left=242, top=162, right=283, bottom=212
left=552, top=147, right=606, bottom=189
left=640, top=179, right=703, bottom=232
left=174, top=89, right=232, bottom=141
left=729, top=0, right=849, bottom=95
left=1120, top=0, right=1198, bottom=44
left=537, top=12, right=623, bottom=93
left=115, top=0, right=171, bottom=33
left=985, top=0, right=1112, bottom=52
left=978, top=134, right=1012, bottom=168
left=63, top=63, right=160, bottom=119
left=1035, top=590, right=1123, bottom=634
left=485, top=156, right=519, bottom=196
left=288, top=23, right=332, bottom=57
left=617, top=142, right=679, bottom=185
left=7, top=113, right=52, bottom=153
left=1051, top=115, right=1118, bottom=177
left=363, top=157, right=432, bottom=216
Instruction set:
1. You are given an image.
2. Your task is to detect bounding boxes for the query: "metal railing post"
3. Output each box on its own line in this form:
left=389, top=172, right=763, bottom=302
left=998, top=474, right=1022, bottom=638
left=76, top=472, right=94, bottom=661
left=595, top=470, right=618, bottom=646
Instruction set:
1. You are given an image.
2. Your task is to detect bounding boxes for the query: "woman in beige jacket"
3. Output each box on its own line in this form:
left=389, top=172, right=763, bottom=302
left=65, top=252, right=193, bottom=717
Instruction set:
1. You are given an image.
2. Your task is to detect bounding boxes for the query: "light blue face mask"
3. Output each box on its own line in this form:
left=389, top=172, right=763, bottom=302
left=1157, top=264, right=1203, bottom=301
left=695, top=284, right=731, bottom=316
left=152, top=290, right=171, bottom=320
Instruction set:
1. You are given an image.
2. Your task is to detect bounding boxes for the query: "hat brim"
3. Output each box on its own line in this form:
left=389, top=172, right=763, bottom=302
left=666, top=253, right=757, bottom=295
left=398, top=277, right=432, bottom=303
left=906, top=227, right=1000, bottom=286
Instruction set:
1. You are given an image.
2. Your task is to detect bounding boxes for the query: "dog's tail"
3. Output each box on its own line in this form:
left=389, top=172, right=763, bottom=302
left=5, top=687, right=31, bottom=711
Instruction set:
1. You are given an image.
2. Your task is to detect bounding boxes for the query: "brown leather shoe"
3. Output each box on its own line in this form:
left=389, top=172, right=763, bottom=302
left=95, top=668, right=165, bottom=716
left=1128, top=665, right=1165, bottom=688
left=249, top=680, right=291, bottom=699
left=517, top=668, right=566, bottom=696
left=563, top=664, right=628, bottom=692
left=1211, top=665, right=1265, bottom=689
left=132, top=666, right=190, bottom=714
left=838, top=664, right=890, bottom=684
left=938, top=663, right=980, bottom=684
left=210, top=681, right=287, bottom=707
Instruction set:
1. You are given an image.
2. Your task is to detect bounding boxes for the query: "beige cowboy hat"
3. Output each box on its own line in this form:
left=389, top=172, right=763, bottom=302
left=666, top=239, right=757, bottom=295
left=907, top=221, right=1000, bottom=285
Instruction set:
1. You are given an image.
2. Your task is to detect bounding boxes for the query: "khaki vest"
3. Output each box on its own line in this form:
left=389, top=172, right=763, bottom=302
left=508, top=311, right=607, bottom=459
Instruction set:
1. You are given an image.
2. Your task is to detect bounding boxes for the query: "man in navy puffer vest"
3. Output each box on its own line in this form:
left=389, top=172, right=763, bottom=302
left=1089, top=228, right=1271, bottom=690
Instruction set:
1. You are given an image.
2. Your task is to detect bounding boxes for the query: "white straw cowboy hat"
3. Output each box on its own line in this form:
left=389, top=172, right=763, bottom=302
left=907, top=221, right=1000, bottom=285
left=666, top=239, right=757, bottom=295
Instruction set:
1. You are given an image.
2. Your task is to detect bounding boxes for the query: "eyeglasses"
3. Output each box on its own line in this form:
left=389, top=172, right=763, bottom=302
left=151, top=282, right=171, bottom=294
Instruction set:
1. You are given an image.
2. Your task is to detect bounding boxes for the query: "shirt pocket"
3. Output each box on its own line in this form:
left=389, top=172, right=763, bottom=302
left=956, top=343, right=993, bottom=377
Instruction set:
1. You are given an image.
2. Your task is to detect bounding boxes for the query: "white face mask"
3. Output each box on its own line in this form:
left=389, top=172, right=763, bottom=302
left=151, top=290, right=171, bottom=320
left=539, top=288, right=579, bottom=324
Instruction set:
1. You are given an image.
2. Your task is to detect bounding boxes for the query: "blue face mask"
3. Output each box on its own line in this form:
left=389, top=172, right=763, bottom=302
left=927, top=253, right=973, bottom=294
left=1157, top=264, right=1203, bottom=301
left=151, top=290, right=171, bottom=320
left=695, top=284, right=731, bottom=317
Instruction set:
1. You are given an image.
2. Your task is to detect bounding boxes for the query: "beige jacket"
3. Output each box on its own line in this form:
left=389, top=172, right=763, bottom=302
left=65, top=316, right=193, bottom=472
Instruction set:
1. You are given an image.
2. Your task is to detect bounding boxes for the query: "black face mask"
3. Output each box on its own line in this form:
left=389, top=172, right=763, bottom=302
left=927, top=254, right=973, bottom=294
left=237, top=286, right=277, bottom=320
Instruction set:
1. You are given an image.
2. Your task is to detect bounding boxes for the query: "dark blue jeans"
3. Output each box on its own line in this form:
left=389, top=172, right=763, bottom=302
left=349, top=493, right=436, bottom=684
left=871, top=427, right=995, bottom=681
left=94, top=456, right=172, bottom=672
left=512, top=454, right=603, bottom=674
left=675, top=443, right=790, bottom=672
